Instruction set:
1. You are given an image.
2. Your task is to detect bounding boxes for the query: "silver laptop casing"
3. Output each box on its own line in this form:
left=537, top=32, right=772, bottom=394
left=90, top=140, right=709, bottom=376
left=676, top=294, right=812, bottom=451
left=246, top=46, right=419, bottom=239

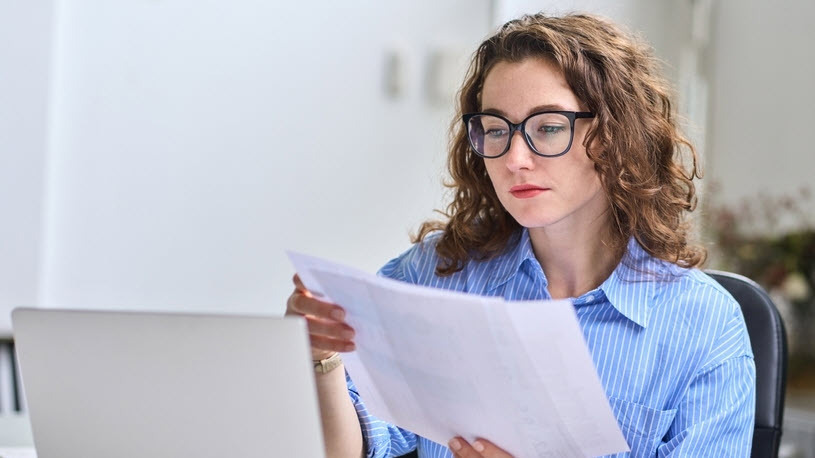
left=12, top=308, right=326, bottom=458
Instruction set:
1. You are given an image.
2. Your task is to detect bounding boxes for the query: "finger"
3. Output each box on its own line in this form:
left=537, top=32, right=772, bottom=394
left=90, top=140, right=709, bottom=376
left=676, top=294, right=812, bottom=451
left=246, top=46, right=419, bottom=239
left=470, top=439, right=513, bottom=457
left=306, top=315, right=355, bottom=341
left=292, top=274, right=328, bottom=299
left=448, top=437, right=513, bottom=458
left=309, top=334, right=356, bottom=353
left=287, top=291, right=345, bottom=321
left=292, top=273, right=307, bottom=292
left=449, top=437, right=481, bottom=458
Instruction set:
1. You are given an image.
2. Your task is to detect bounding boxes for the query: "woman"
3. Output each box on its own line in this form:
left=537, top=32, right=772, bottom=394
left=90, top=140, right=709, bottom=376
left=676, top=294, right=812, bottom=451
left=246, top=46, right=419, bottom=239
left=287, top=13, right=755, bottom=458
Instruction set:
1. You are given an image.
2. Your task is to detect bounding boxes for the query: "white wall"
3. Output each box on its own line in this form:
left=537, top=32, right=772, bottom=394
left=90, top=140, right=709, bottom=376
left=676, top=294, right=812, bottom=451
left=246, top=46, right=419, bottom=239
left=494, top=0, right=689, bottom=74
left=34, top=0, right=490, bottom=321
left=0, top=1, right=54, bottom=335
left=704, top=0, right=815, bottom=227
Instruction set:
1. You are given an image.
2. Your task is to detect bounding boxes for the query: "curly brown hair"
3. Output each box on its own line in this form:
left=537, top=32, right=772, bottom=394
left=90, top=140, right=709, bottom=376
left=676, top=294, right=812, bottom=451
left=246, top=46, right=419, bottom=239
left=414, top=12, right=706, bottom=275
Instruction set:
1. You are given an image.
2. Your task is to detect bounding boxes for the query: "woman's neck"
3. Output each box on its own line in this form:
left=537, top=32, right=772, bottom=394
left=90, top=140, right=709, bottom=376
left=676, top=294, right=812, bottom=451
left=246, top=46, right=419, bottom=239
left=528, top=211, right=622, bottom=300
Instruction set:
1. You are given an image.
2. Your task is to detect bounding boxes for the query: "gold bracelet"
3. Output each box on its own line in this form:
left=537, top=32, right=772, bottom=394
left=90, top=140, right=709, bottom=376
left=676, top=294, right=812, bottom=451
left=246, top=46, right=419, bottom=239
left=313, top=352, right=343, bottom=374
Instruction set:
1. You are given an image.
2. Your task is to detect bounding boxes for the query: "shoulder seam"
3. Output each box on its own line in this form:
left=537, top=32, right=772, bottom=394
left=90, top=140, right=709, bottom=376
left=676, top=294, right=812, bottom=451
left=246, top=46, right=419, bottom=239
left=695, top=353, right=754, bottom=378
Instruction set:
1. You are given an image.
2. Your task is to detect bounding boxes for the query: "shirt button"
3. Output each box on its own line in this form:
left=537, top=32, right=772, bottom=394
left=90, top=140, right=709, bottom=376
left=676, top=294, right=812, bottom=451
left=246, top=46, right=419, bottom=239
left=585, top=295, right=595, bottom=302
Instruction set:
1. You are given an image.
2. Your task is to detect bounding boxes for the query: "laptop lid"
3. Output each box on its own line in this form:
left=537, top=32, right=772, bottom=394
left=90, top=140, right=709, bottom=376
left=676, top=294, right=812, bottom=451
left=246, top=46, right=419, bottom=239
left=11, top=308, right=326, bottom=458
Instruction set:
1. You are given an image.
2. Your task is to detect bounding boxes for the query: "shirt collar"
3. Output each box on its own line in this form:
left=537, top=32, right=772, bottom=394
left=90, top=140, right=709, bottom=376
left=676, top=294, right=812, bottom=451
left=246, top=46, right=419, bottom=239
left=486, top=228, right=542, bottom=291
left=599, top=237, right=672, bottom=328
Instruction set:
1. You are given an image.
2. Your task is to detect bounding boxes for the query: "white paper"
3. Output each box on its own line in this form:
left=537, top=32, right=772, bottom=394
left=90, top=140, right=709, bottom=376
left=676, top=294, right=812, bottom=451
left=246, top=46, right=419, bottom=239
left=288, top=251, right=629, bottom=457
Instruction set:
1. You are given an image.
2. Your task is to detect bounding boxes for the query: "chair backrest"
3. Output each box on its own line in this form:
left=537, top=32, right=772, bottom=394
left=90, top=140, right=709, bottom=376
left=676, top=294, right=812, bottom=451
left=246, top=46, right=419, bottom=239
left=707, top=270, right=788, bottom=458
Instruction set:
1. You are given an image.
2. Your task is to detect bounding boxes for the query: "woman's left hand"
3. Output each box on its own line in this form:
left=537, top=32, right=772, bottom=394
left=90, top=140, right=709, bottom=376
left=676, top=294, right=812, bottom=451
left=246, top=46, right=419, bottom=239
left=448, top=437, right=513, bottom=458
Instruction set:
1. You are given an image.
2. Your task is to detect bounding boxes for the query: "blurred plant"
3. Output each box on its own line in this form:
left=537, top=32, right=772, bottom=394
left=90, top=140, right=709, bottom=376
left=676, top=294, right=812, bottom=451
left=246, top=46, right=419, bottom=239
left=706, top=184, right=815, bottom=388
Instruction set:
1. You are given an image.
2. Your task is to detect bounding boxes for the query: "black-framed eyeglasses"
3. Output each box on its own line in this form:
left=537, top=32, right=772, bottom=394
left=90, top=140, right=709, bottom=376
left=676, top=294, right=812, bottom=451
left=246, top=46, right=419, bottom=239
left=462, top=111, right=595, bottom=158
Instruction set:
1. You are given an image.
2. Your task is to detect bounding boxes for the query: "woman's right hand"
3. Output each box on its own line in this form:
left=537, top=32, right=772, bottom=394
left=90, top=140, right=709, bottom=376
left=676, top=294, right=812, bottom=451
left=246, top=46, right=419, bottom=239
left=285, top=274, right=356, bottom=361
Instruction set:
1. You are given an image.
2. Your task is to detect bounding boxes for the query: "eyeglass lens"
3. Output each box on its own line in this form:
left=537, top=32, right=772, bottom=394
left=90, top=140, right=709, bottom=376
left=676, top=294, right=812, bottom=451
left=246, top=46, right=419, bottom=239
left=467, top=113, right=573, bottom=157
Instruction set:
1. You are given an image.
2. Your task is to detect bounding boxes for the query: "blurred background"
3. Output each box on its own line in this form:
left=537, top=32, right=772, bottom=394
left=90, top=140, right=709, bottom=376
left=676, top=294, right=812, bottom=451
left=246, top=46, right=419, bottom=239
left=1, top=0, right=814, bottom=455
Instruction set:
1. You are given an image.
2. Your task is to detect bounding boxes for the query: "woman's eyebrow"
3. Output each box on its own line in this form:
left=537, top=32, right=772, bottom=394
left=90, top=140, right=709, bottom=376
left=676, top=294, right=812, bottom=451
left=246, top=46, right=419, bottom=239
left=481, top=103, right=574, bottom=116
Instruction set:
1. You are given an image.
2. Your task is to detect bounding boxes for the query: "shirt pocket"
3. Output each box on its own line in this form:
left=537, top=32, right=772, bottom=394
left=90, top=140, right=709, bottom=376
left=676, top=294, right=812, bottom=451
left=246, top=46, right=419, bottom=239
left=608, top=396, right=677, bottom=457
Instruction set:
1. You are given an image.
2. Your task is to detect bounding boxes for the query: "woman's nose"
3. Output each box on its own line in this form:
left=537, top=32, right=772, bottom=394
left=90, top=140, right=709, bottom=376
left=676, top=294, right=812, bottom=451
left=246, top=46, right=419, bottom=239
left=503, top=130, right=536, bottom=172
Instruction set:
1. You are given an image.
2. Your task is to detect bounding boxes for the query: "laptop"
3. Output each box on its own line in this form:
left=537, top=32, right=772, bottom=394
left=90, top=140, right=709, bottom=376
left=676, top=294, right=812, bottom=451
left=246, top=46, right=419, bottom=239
left=11, top=308, right=326, bottom=458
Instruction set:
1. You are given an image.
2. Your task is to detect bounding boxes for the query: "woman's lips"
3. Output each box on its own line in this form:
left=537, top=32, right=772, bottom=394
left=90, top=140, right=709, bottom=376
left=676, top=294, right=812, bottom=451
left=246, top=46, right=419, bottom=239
left=509, top=184, right=549, bottom=199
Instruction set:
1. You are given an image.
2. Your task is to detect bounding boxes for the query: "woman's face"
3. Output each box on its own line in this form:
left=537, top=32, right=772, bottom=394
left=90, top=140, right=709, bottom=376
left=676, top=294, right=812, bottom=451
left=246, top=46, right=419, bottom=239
left=481, top=57, right=608, bottom=233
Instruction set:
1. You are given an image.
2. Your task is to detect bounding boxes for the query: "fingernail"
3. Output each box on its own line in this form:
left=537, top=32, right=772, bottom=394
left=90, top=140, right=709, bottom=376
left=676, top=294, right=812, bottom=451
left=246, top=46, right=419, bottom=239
left=473, top=440, right=485, bottom=452
left=331, top=309, right=344, bottom=320
left=448, top=439, right=461, bottom=451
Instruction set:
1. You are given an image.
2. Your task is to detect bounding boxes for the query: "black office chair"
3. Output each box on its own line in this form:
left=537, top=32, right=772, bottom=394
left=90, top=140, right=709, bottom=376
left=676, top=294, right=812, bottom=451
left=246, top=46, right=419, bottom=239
left=397, top=271, right=787, bottom=458
left=707, top=270, right=787, bottom=458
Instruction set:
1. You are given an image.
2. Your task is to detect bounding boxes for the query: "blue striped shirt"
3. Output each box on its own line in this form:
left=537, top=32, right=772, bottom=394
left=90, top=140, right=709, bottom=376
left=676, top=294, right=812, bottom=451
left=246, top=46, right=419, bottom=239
left=346, top=229, right=755, bottom=457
